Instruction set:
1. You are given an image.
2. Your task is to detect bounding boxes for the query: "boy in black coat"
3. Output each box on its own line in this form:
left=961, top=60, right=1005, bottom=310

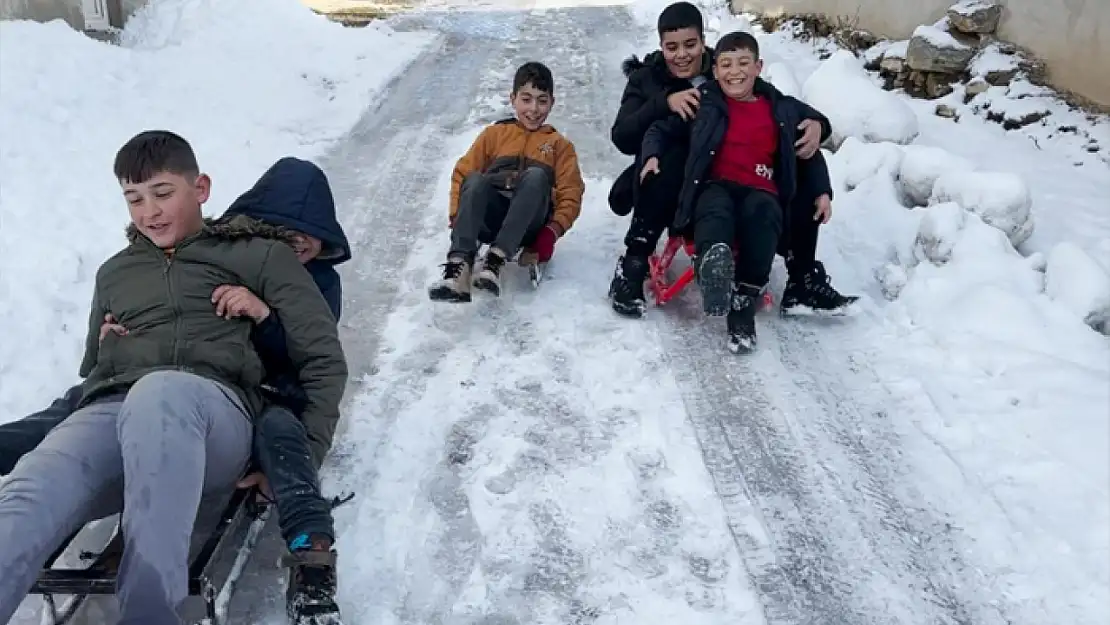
left=606, top=2, right=716, bottom=317
left=640, top=31, right=841, bottom=352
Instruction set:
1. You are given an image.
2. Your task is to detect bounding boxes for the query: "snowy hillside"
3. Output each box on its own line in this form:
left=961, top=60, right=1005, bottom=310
left=1, top=0, right=1107, bottom=623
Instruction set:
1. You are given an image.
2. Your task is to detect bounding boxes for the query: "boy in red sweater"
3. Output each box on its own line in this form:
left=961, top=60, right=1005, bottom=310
left=641, top=31, right=836, bottom=352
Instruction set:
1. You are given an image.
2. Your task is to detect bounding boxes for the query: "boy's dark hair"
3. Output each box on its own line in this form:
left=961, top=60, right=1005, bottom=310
left=113, top=130, right=200, bottom=184
left=716, top=31, right=760, bottom=60
left=657, top=2, right=703, bottom=37
left=512, top=62, right=554, bottom=96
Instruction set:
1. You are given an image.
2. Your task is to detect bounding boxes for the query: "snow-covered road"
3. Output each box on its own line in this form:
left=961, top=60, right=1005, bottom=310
left=3, top=0, right=1106, bottom=623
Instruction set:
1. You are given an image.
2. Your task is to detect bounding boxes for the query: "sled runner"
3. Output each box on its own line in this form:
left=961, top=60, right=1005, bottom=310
left=648, top=235, right=774, bottom=309
left=30, top=487, right=272, bottom=625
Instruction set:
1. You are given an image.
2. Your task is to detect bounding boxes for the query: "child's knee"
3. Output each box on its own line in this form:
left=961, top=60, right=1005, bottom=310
left=517, top=166, right=551, bottom=188
left=461, top=172, right=491, bottom=193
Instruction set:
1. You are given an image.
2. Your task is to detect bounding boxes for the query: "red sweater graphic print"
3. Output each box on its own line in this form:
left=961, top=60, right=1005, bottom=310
left=710, top=95, right=779, bottom=196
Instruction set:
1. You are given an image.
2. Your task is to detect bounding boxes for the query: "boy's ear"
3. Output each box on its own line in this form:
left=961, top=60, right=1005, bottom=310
left=194, top=173, right=212, bottom=204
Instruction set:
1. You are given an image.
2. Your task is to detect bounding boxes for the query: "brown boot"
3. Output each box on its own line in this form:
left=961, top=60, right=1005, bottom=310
left=283, top=544, right=341, bottom=624
left=428, top=255, right=472, bottom=302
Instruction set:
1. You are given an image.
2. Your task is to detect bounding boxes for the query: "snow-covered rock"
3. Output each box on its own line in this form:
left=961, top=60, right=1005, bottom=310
left=915, top=201, right=967, bottom=264
left=947, top=0, right=1003, bottom=34
left=897, top=144, right=976, bottom=206
left=762, top=61, right=800, bottom=98
left=1045, top=242, right=1110, bottom=333
left=930, top=171, right=1034, bottom=246
left=835, top=137, right=904, bottom=191
left=906, top=24, right=976, bottom=73
left=876, top=262, right=908, bottom=300
left=969, top=42, right=1021, bottom=85
left=802, top=50, right=919, bottom=148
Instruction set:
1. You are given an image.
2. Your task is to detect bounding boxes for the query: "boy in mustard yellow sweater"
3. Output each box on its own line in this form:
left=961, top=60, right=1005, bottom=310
left=429, top=61, right=586, bottom=302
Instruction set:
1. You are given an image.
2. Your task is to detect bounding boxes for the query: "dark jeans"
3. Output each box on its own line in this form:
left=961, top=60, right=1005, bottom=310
left=0, top=384, right=82, bottom=475
left=782, top=186, right=822, bottom=281
left=253, top=404, right=334, bottom=545
left=693, top=181, right=784, bottom=288
left=623, top=146, right=688, bottom=258
left=451, top=168, right=550, bottom=260
left=0, top=386, right=334, bottom=547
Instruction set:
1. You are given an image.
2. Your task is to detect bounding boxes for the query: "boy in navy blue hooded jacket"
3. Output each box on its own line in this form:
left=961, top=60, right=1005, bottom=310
left=0, top=156, right=350, bottom=622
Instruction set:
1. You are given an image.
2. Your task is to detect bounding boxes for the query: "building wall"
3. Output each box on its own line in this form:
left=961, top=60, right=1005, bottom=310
left=732, top=0, right=1110, bottom=106
left=0, top=0, right=148, bottom=30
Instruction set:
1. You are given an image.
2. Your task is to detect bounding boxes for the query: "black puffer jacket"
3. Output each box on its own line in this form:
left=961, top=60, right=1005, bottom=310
left=608, top=49, right=714, bottom=214
left=642, top=77, right=833, bottom=232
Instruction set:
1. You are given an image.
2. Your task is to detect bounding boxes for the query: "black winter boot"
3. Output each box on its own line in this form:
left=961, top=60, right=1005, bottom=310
left=781, top=260, right=860, bottom=316
left=727, top=283, right=762, bottom=354
left=609, top=254, right=650, bottom=318
left=284, top=545, right=342, bottom=625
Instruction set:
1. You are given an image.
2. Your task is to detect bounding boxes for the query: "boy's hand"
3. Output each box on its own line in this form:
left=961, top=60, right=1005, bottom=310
left=530, top=224, right=559, bottom=263
left=814, top=194, right=832, bottom=224
left=98, top=313, right=128, bottom=344
left=237, top=471, right=273, bottom=502
left=640, top=157, right=660, bottom=183
left=667, top=88, right=700, bottom=120
left=795, top=119, right=823, bottom=159
left=212, top=285, right=270, bottom=323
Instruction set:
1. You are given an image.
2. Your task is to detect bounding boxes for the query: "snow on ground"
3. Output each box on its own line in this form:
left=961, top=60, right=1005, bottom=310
left=734, top=11, right=1109, bottom=625
left=325, top=131, right=765, bottom=625
left=0, top=0, right=436, bottom=420
left=633, top=3, right=1108, bottom=623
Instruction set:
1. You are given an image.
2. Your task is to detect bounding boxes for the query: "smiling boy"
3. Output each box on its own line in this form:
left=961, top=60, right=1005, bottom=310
left=428, top=61, right=585, bottom=301
left=641, top=32, right=836, bottom=352
left=0, top=131, right=347, bottom=624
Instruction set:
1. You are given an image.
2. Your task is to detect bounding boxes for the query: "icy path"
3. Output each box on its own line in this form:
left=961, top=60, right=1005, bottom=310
left=180, top=4, right=1105, bottom=624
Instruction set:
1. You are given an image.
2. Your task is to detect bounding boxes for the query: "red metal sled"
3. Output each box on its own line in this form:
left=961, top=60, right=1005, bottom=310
left=647, top=236, right=774, bottom=309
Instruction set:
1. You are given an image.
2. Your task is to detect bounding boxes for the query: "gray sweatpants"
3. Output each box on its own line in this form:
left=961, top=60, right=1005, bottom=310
left=450, top=167, right=551, bottom=259
left=0, top=370, right=252, bottom=625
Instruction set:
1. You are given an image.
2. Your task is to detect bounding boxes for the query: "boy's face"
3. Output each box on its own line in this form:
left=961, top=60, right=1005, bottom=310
left=290, top=232, right=322, bottom=264
left=714, top=48, right=762, bottom=100
left=660, top=27, right=704, bottom=79
left=510, top=82, right=554, bottom=131
left=121, top=170, right=210, bottom=249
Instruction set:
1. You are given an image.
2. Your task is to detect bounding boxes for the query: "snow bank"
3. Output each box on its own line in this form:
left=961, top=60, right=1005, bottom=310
left=761, top=61, right=800, bottom=98
left=897, top=144, right=976, bottom=206
left=930, top=170, right=1034, bottom=246
left=1045, top=242, right=1110, bottom=333
left=802, top=50, right=919, bottom=148
left=0, top=0, right=434, bottom=418
left=835, top=137, right=904, bottom=190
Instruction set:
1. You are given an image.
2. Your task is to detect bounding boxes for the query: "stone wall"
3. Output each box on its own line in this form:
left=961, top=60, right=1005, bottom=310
left=732, top=0, right=1110, bottom=106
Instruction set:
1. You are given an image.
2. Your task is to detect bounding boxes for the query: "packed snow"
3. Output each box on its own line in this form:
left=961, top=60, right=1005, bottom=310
left=0, top=0, right=436, bottom=420
left=0, top=0, right=1108, bottom=624
left=801, top=50, right=920, bottom=147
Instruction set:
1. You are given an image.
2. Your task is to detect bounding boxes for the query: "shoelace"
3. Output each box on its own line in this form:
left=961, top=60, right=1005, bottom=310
left=484, top=253, right=505, bottom=274
left=441, top=261, right=465, bottom=279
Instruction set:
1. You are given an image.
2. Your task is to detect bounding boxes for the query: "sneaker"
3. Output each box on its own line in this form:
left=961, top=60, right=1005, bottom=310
left=473, top=248, right=507, bottom=296
left=727, top=283, right=761, bottom=353
left=428, top=256, right=472, bottom=303
left=696, top=243, right=734, bottom=317
left=609, top=254, right=649, bottom=318
left=781, top=261, right=860, bottom=316
left=284, top=544, right=342, bottom=625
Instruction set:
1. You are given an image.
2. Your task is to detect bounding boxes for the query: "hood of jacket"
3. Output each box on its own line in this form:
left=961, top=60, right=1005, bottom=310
left=621, top=46, right=715, bottom=79
left=222, top=156, right=351, bottom=267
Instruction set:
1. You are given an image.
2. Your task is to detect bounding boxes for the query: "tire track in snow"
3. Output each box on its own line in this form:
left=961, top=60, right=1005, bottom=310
left=312, top=4, right=763, bottom=624
left=655, top=263, right=1013, bottom=624
left=212, top=25, right=523, bottom=624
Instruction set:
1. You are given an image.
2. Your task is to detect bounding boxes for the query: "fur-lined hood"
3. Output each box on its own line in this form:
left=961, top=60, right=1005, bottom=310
left=620, top=47, right=714, bottom=79
left=125, top=214, right=302, bottom=248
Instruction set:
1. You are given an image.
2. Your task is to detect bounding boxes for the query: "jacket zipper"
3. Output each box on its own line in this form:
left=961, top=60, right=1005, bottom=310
left=163, top=255, right=182, bottom=368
